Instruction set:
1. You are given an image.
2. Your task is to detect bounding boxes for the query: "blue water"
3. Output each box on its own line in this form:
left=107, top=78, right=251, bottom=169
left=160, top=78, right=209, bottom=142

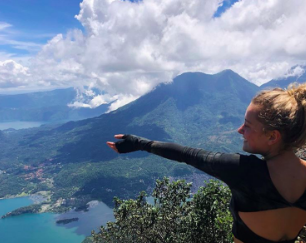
left=0, top=197, right=114, bottom=243
left=55, top=200, right=115, bottom=235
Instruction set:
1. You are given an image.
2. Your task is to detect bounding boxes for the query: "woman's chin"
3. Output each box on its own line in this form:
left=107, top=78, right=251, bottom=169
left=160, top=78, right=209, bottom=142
left=242, top=145, right=252, bottom=153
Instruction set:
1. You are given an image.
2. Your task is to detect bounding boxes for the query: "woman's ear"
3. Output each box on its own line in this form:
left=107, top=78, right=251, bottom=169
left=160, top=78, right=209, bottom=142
left=267, top=130, right=282, bottom=145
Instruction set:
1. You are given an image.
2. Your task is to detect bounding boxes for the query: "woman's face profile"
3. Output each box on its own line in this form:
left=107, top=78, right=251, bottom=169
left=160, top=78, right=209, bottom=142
left=237, top=103, right=270, bottom=155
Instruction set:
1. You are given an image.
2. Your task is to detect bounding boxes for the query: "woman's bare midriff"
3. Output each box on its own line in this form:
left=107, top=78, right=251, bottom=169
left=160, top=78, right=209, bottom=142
left=234, top=236, right=244, bottom=243
left=233, top=208, right=306, bottom=242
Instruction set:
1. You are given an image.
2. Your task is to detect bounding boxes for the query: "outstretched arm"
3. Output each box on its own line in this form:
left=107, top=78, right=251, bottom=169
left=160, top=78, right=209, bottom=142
left=107, top=134, right=245, bottom=187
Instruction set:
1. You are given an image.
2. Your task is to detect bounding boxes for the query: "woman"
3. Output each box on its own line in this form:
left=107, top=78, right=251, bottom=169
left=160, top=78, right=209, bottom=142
left=107, top=83, right=306, bottom=243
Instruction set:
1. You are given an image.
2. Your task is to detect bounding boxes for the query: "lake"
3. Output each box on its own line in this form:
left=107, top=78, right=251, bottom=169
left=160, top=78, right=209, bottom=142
left=0, top=197, right=114, bottom=243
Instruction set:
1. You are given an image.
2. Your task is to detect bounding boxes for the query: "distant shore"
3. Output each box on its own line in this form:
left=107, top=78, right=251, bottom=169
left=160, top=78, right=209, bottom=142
left=0, top=192, right=30, bottom=200
left=0, top=192, right=48, bottom=203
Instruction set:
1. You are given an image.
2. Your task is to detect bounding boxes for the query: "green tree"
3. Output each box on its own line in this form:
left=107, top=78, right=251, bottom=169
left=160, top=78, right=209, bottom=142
left=92, top=178, right=233, bottom=243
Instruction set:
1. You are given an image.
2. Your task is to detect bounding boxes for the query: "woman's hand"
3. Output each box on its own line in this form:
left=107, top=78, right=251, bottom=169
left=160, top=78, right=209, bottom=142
left=106, top=134, right=151, bottom=153
left=106, top=134, right=125, bottom=153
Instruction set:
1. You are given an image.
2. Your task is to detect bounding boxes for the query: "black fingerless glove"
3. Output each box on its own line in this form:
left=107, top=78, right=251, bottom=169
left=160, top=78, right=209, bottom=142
left=115, top=134, right=153, bottom=153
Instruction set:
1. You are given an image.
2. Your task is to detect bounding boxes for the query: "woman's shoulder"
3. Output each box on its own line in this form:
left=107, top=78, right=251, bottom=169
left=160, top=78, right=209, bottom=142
left=237, top=153, right=267, bottom=172
left=238, top=153, right=265, bottom=163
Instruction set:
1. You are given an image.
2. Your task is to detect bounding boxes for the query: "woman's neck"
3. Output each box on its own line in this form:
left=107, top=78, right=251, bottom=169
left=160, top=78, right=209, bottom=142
left=264, top=149, right=300, bottom=167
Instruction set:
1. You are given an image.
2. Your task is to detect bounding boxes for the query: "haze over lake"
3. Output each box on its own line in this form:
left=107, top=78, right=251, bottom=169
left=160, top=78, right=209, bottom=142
left=0, top=121, right=45, bottom=130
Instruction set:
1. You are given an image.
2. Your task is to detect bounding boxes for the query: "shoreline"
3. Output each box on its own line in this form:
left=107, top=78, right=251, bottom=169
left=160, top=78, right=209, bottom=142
left=0, top=192, right=30, bottom=200
left=0, top=191, right=49, bottom=204
left=0, top=191, right=53, bottom=217
left=1, top=194, right=112, bottom=220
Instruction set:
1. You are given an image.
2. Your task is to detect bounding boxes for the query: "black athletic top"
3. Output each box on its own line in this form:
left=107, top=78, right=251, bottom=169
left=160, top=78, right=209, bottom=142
left=115, top=135, right=306, bottom=243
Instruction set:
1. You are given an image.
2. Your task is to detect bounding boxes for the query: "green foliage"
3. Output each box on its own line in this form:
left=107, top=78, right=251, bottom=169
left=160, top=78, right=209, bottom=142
left=92, top=178, right=233, bottom=243
left=187, top=180, right=233, bottom=242
left=0, top=174, right=29, bottom=198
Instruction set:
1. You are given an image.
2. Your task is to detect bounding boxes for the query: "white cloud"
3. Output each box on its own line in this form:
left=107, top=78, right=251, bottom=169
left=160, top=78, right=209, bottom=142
left=283, top=65, right=305, bottom=79
left=107, top=94, right=138, bottom=112
left=5, top=40, right=43, bottom=52
left=0, top=22, right=12, bottom=31
left=2, top=0, right=306, bottom=109
left=0, top=52, right=15, bottom=62
left=68, top=92, right=117, bottom=109
left=0, top=60, right=30, bottom=88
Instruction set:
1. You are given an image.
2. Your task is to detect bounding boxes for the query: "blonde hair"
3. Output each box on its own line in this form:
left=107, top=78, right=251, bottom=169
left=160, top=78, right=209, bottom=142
left=252, top=83, right=306, bottom=149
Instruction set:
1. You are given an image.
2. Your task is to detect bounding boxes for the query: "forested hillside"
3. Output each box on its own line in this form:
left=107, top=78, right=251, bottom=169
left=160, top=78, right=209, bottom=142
left=0, top=70, right=259, bottom=212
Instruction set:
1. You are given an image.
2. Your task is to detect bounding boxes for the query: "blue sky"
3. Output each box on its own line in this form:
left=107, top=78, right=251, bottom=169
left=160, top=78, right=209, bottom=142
left=214, top=0, right=240, bottom=17
left=0, top=0, right=83, bottom=57
left=0, top=0, right=236, bottom=58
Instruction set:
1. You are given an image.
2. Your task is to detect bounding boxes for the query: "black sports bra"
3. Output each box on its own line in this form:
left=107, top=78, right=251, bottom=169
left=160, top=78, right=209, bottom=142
left=115, top=135, right=306, bottom=242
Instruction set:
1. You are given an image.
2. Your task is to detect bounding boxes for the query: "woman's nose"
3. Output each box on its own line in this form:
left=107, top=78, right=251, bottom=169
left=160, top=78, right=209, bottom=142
left=237, top=124, right=244, bottom=134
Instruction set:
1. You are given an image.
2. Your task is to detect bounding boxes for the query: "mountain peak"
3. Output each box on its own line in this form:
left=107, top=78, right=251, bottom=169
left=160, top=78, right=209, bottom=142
left=215, top=69, right=247, bottom=80
left=217, top=69, right=236, bottom=75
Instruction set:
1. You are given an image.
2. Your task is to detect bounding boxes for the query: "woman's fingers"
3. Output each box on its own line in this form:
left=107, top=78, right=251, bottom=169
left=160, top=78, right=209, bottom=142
left=106, top=134, right=125, bottom=153
left=114, top=134, right=124, bottom=139
left=106, top=141, right=119, bottom=153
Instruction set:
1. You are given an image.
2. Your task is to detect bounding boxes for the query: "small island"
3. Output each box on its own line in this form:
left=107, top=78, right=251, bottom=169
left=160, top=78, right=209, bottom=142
left=1, top=204, right=41, bottom=219
left=56, top=218, right=79, bottom=225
